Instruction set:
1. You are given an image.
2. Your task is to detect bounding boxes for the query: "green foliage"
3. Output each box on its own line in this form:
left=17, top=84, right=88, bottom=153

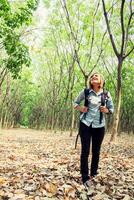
left=0, top=0, right=133, bottom=133
left=0, top=0, right=38, bottom=78
left=122, top=64, right=134, bottom=131
left=43, top=0, right=51, bottom=8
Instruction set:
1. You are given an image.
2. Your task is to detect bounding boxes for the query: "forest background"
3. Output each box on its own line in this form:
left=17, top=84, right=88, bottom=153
left=0, top=0, right=134, bottom=139
left=0, top=0, right=134, bottom=199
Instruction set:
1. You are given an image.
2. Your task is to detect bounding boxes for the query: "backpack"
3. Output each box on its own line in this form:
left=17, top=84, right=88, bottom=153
left=74, top=88, right=109, bottom=149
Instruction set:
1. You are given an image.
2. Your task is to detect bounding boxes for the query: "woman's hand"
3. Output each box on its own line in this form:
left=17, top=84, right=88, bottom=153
left=100, top=106, right=109, bottom=113
left=80, top=106, right=88, bottom=113
left=75, top=105, right=88, bottom=113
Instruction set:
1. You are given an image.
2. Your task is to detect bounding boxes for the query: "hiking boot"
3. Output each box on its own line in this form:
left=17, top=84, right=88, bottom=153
left=83, top=180, right=91, bottom=188
left=90, top=175, right=96, bottom=180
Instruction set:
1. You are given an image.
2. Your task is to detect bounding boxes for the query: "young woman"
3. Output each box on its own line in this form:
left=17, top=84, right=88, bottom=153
left=74, top=73, right=114, bottom=187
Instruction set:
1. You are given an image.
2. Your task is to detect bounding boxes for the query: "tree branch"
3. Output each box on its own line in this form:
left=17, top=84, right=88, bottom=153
left=60, top=0, right=85, bottom=76
left=85, top=0, right=100, bottom=68
left=123, top=46, right=134, bottom=59
left=102, top=0, right=119, bottom=57
left=100, top=52, right=116, bottom=90
left=0, top=69, right=8, bottom=87
left=120, top=0, right=125, bottom=56
left=124, top=0, right=134, bottom=52
left=87, top=48, right=103, bottom=77
left=130, top=0, right=133, bottom=14
left=62, top=0, right=78, bottom=44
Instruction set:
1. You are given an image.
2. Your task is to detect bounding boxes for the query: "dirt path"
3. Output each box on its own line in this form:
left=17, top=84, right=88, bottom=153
left=0, top=129, right=134, bottom=200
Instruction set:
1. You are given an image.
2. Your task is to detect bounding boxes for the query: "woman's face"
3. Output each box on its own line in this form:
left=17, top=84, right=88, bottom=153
left=90, top=74, right=101, bottom=86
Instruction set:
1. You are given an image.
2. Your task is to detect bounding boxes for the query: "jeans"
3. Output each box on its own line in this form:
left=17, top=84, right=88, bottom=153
left=79, top=121, right=105, bottom=183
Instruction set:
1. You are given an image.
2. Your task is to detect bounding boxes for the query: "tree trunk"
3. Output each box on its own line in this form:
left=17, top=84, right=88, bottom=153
left=85, top=75, right=88, bottom=87
left=70, top=107, right=75, bottom=137
left=110, top=58, right=122, bottom=141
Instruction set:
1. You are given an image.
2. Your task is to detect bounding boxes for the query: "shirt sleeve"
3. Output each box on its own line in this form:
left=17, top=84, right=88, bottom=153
left=106, top=92, right=114, bottom=113
left=73, top=89, right=85, bottom=108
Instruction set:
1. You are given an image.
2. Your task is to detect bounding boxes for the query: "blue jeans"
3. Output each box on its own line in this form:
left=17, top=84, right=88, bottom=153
left=79, top=121, right=105, bottom=183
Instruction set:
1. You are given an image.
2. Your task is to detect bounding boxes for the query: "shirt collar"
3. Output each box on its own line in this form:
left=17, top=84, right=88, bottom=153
left=90, top=88, right=103, bottom=95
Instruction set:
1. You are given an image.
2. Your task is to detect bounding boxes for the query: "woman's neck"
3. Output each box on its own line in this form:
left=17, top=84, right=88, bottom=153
left=92, top=85, right=101, bottom=93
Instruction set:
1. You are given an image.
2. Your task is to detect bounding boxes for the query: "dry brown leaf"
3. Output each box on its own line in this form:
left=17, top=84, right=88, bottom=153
left=93, top=192, right=107, bottom=200
left=64, top=197, right=70, bottom=200
left=8, top=155, right=17, bottom=161
left=0, top=129, right=134, bottom=200
left=0, top=191, right=5, bottom=196
left=0, top=178, right=6, bottom=185
left=44, top=182, right=58, bottom=196
left=123, top=195, right=131, bottom=200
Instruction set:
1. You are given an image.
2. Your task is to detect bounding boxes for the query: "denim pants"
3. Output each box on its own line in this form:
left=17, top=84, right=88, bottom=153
left=79, top=121, right=105, bottom=183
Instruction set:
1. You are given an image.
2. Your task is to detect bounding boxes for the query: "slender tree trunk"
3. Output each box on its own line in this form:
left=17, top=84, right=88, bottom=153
left=70, top=107, right=75, bottom=137
left=2, top=112, right=7, bottom=128
left=110, top=58, right=122, bottom=141
left=5, top=114, right=8, bottom=128
left=51, top=109, right=55, bottom=130
left=85, top=75, right=88, bottom=88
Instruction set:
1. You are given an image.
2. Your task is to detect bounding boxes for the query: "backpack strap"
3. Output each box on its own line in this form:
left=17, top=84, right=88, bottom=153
left=75, top=88, right=90, bottom=149
left=84, top=88, right=90, bottom=107
left=83, top=88, right=90, bottom=119
left=99, top=90, right=109, bottom=124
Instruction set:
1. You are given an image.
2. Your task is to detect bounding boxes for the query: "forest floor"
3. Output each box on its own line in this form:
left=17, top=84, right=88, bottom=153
left=0, top=128, right=134, bottom=200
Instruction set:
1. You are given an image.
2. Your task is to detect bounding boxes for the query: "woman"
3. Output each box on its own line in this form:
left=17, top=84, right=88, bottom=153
left=74, top=73, right=114, bottom=187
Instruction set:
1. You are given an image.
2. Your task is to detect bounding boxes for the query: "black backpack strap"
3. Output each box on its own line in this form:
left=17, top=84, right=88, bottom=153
left=83, top=88, right=90, bottom=120
left=75, top=88, right=90, bottom=149
left=84, top=88, right=90, bottom=107
left=99, top=90, right=109, bottom=124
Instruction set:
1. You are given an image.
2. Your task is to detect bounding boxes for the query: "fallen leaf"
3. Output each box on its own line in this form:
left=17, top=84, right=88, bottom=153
left=123, top=195, right=131, bottom=200
left=44, top=182, right=58, bottom=196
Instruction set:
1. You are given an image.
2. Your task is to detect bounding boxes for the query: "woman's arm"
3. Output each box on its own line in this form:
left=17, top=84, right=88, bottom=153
left=74, top=90, right=88, bottom=113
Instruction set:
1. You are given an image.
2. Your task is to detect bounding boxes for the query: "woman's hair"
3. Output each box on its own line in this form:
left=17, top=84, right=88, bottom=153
left=88, top=72, right=105, bottom=89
